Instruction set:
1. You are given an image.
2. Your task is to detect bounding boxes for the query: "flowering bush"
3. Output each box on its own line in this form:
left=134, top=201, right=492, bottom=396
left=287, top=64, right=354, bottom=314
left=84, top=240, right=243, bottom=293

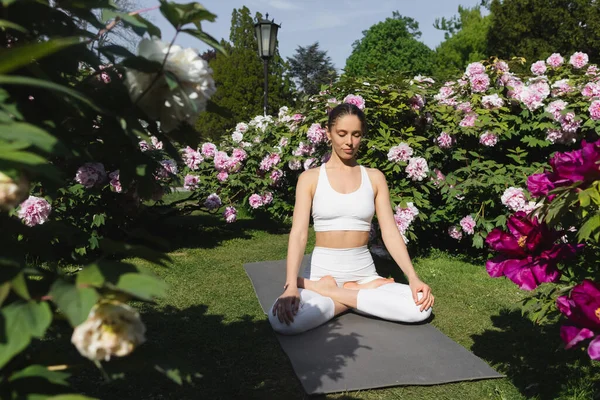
left=0, top=0, right=222, bottom=397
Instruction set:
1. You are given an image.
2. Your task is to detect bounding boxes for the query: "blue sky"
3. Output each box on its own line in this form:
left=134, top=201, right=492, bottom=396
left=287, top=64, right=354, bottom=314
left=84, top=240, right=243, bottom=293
left=145, top=0, right=484, bottom=70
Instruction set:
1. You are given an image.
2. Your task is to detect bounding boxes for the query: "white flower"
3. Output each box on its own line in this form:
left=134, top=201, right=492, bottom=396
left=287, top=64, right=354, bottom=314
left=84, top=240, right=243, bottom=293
left=71, top=301, right=146, bottom=361
left=231, top=131, right=243, bottom=143
left=125, top=39, right=216, bottom=132
left=0, top=172, right=29, bottom=211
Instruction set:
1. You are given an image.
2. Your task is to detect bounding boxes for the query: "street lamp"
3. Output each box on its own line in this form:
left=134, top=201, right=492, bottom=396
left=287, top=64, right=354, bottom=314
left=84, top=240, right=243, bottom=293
left=254, top=13, right=280, bottom=117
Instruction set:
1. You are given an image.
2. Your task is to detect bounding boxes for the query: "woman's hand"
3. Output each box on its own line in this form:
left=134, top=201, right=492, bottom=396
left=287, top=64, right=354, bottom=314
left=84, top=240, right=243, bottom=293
left=409, top=278, right=435, bottom=312
left=272, top=286, right=300, bottom=325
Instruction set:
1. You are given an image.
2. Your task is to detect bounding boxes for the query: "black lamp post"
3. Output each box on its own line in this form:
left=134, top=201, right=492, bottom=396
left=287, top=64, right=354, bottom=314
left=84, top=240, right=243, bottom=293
left=254, top=13, right=280, bottom=116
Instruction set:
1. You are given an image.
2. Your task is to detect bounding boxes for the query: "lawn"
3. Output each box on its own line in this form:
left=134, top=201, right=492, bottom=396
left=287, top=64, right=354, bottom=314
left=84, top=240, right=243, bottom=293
left=32, top=195, right=600, bottom=400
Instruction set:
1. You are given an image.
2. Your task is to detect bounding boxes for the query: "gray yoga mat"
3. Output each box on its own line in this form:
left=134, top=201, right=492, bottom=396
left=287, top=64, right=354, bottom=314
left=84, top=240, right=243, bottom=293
left=244, top=254, right=504, bottom=395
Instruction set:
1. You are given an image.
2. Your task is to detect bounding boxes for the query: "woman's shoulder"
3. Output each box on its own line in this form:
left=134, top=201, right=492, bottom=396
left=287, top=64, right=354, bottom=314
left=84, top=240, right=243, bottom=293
left=296, top=166, right=321, bottom=190
left=363, top=166, right=386, bottom=182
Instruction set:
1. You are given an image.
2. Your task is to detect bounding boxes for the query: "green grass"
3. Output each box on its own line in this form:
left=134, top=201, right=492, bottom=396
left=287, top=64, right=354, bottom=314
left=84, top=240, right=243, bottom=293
left=31, top=199, right=600, bottom=400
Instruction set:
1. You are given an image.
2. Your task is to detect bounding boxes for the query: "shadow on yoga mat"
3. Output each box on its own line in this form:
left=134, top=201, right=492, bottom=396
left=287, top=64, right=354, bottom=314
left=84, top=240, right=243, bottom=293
left=244, top=254, right=504, bottom=395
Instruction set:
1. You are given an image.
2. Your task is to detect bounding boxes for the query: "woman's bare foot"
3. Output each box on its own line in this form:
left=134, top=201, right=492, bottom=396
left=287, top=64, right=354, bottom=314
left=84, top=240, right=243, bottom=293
left=343, top=277, right=394, bottom=290
left=304, top=275, right=338, bottom=295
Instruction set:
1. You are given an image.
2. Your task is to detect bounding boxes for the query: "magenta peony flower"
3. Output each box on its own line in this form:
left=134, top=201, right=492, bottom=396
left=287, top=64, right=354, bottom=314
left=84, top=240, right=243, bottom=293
left=343, top=94, right=365, bottom=110
left=223, top=206, right=237, bottom=223
left=387, top=143, right=413, bottom=162
left=18, top=196, right=51, bottom=227
left=248, top=193, right=263, bottom=209
left=204, top=193, right=221, bottom=210
left=550, top=139, right=600, bottom=182
left=485, top=211, right=582, bottom=290
left=556, top=280, right=600, bottom=360
left=569, top=52, right=589, bottom=69
left=527, top=172, right=556, bottom=198
left=546, top=53, right=564, bottom=68
left=75, top=162, right=107, bottom=188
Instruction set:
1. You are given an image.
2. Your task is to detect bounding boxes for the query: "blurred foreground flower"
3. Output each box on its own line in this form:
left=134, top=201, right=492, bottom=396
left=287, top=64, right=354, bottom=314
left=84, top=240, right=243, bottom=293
left=125, top=39, right=216, bottom=132
left=71, top=301, right=146, bottom=362
left=0, top=171, right=29, bottom=211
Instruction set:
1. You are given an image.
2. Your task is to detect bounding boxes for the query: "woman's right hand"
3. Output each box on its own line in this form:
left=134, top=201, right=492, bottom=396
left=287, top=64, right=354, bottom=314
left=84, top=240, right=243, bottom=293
left=272, top=286, right=300, bottom=325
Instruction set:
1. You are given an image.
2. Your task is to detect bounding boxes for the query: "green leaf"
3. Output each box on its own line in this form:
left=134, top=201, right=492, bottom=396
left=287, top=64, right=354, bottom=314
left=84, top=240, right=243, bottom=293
left=131, top=15, right=162, bottom=38
left=0, top=19, right=28, bottom=33
left=0, top=75, right=104, bottom=113
left=91, top=213, right=106, bottom=227
left=98, top=45, right=136, bottom=61
left=577, top=213, right=600, bottom=242
left=0, top=282, right=10, bottom=307
left=121, top=56, right=163, bottom=72
left=9, top=364, right=69, bottom=385
left=0, top=122, right=66, bottom=154
left=159, top=1, right=217, bottom=28
left=0, top=37, right=82, bottom=74
left=11, top=272, right=30, bottom=300
left=50, top=280, right=98, bottom=326
left=159, top=0, right=182, bottom=28
left=0, top=301, right=52, bottom=368
left=181, top=28, right=227, bottom=55
left=47, top=395, right=99, bottom=400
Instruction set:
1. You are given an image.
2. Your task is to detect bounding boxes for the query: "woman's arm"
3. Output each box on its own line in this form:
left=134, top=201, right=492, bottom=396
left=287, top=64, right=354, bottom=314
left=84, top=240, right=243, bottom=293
left=273, top=170, right=314, bottom=324
left=371, top=169, right=434, bottom=311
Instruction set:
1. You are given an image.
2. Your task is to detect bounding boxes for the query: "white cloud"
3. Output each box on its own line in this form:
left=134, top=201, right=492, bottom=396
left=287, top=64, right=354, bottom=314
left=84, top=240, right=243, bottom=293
left=268, top=0, right=302, bottom=10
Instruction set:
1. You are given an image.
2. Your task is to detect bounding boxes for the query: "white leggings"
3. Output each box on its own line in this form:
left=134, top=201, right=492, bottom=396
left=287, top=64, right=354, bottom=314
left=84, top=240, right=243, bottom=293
left=268, top=246, right=432, bottom=335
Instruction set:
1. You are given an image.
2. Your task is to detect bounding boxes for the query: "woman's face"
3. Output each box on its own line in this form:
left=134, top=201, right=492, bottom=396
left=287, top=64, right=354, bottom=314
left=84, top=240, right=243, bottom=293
left=326, top=114, right=363, bottom=160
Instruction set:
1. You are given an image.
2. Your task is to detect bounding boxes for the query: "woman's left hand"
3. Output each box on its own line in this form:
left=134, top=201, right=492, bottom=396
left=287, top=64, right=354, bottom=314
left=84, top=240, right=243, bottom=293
left=409, top=278, right=434, bottom=312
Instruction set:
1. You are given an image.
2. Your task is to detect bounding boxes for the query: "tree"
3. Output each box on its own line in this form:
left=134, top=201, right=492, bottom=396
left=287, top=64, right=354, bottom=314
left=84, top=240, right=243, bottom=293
left=287, top=42, right=337, bottom=95
left=344, top=12, right=435, bottom=77
left=486, top=0, right=600, bottom=64
left=433, top=6, right=491, bottom=78
left=195, top=7, right=294, bottom=141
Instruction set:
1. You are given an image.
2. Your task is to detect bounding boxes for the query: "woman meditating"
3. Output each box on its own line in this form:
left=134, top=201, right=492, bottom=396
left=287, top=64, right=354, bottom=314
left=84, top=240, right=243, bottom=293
left=269, top=103, right=435, bottom=335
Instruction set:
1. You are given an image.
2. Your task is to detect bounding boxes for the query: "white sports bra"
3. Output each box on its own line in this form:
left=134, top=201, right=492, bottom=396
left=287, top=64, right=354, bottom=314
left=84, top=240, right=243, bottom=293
left=311, top=164, right=375, bottom=232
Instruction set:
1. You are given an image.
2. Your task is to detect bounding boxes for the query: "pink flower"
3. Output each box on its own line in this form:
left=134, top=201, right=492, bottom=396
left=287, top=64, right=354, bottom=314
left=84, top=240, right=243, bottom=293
left=394, top=202, right=419, bottom=233
left=304, top=158, right=317, bottom=170
left=157, top=159, right=178, bottom=180
left=435, top=132, right=453, bottom=149
left=581, top=82, right=600, bottom=98
left=494, top=60, right=509, bottom=73
left=501, top=187, right=527, bottom=212
left=448, top=225, right=462, bottom=240
left=321, top=152, right=331, bottom=164
left=249, top=193, right=263, bottom=209
left=279, top=137, right=289, bottom=147
left=259, top=153, right=281, bottom=172
left=182, top=146, right=203, bottom=171
left=589, top=100, right=600, bottom=120
left=214, top=151, right=230, bottom=172
left=546, top=129, right=576, bottom=144
left=270, top=169, right=284, bottom=184
left=459, top=114, right=477, bottom=127
left=18, top=196, right=51, bottom=227
left=235, top=122, right=248, bottom=133
left=231, top=131, right=243, bottom=143
left=201, top=142, right=217, bottom=158
left=551, top=79, right=573, bottom=97
left=405, top=157, right=429, bottom=181
left=586, top=65, right=599, bottom=77
left=109, top=170, right=122, bottom=193
left=465, top=62, right=485, bottom=76
left=262, top=192, right=273, bottom=205
left=431, top=168, right=445, bottom=187
left=139, top=140, right=150, bottom=152
left=410, top=94, right=425, bottom=110
left=569, top=52, right=589, bottom=69
left=151, top=136, right=163, bottom=150
left=217, top=171, right=228, bottom=182
left=223, top=206, right=237, bottom=223
left=481, top=94, right=504, bottom=109
left=559, top=112, right=581, bottom=134
left=183, top=174, right=199, bottom=190
left=343, top=94, right=365, bottom=110
left=307, top=123, right=327, bottom=144
left=292, top=113, right=304, bottom=122
left=469, top=73, right=490, bottom=93
left=531, top=60, right=547, bottom=75
left=288, top=159, right=302, bottom=170
left=204, top=193, right=221, bottom=210
left=479, top=132, right=498, bottom=147
left=75, top=162, right=107, bottom=188
left=231, top=148, right=247, bottom=163
left=460, top=215, right=476, bottom=235
left=546, top=53, right=564, bottom=68
left=387, top=143, right=413, bottom=162
left=456, top=102, right=472, bottom=113
left=519, top=87, right=545, bottom=111
left=545, top=100, right=568, bottom=120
